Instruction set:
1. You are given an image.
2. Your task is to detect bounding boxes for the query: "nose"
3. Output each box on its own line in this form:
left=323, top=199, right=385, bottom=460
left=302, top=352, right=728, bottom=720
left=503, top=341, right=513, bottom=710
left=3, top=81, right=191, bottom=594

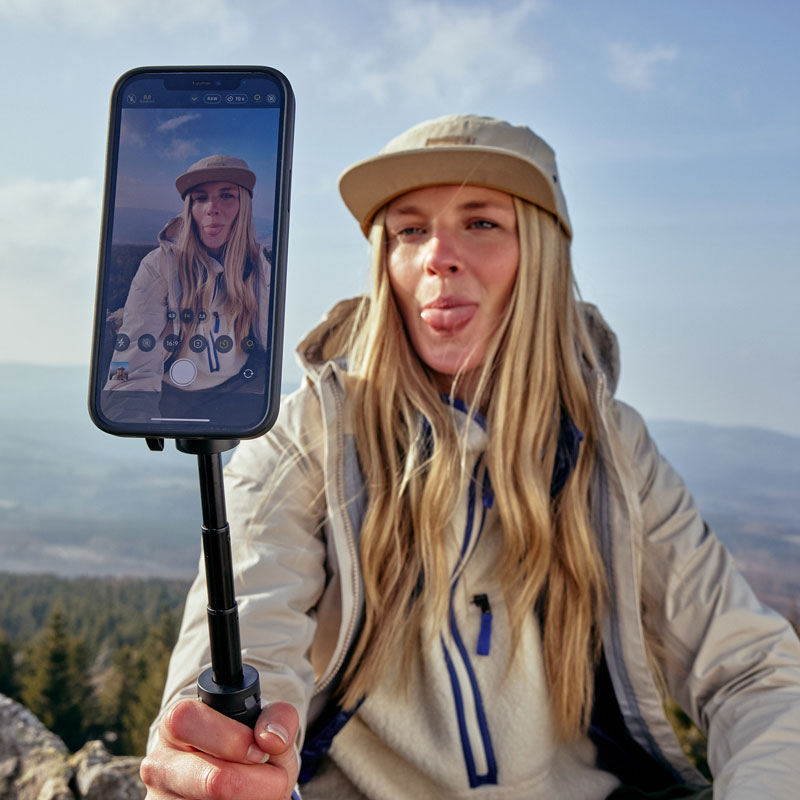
left=423, top=230, right=461, bottom=276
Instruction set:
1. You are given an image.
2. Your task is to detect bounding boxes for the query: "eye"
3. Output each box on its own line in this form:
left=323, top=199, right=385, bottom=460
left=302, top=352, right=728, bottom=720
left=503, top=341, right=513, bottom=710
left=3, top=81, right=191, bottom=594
left=221, top=192, right=236, bottom=200
left=191, top=194, right=209, bottom=204
left=469, top=219, right=498, bottom=230
left=388, top=224, right=426, bottom=240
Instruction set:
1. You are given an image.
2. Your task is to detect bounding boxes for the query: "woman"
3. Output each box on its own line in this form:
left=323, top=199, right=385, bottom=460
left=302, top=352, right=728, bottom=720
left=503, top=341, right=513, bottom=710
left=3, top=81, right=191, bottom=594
left=140, top=116, right=800, bottom=799
left=102, top=154, right=270, bottom=424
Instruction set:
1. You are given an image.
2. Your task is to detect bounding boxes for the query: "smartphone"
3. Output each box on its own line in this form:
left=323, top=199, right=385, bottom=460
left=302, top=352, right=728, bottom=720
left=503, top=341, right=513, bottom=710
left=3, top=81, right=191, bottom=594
left=89, top=66, right=294, bottom=440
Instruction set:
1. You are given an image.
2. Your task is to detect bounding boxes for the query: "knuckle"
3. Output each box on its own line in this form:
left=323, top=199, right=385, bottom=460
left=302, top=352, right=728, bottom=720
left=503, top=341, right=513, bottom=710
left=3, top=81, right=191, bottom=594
left=161, top=698, right=197, bottom=739
left=139, top=755, right=157, bottom=787
left=201, top=762, right=245, bottom=800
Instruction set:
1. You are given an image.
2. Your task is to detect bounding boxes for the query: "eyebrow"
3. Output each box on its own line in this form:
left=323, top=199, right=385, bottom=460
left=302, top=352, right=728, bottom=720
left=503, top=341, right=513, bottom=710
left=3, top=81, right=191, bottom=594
left=387, top=199, right=510, bottom=216
left=190, top=184, right=237, bottom=196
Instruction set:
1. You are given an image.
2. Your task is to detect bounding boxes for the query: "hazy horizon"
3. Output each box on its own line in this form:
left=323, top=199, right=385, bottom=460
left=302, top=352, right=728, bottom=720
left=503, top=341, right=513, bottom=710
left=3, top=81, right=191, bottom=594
left=0, top=1, right=797, bottom=435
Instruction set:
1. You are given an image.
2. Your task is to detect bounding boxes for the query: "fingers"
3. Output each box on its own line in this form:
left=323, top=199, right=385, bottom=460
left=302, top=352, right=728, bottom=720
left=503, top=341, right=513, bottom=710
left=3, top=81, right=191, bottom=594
left=141, top=699, right=301, bottom=800
left=254, top=701, right=300, bottom=756
left=141, top=747, right=290, bottom=800
left=252, top=702, right=301, bottom=794
left=159, top=699, right=268, bottom=764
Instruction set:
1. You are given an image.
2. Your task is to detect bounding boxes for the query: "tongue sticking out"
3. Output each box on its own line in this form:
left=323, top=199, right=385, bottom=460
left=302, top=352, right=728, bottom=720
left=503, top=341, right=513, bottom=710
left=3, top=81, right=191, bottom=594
left=421, top=305, right=476, bottom=331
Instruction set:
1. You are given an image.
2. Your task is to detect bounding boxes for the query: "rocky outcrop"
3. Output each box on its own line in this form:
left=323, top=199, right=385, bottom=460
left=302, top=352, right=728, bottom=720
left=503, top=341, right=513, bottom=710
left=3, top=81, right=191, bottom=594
left=0, top=694, right=144, bottom=800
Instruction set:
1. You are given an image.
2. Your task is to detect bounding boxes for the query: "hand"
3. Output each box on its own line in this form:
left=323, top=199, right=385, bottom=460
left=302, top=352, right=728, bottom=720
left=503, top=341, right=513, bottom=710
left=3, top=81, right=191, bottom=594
left=141, top=698, right=300, bottom=800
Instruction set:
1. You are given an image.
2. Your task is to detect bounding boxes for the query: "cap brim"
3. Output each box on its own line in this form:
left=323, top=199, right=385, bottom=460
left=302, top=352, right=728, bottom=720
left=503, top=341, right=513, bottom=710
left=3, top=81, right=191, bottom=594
left=338, top=146, right=569, bottom=238
left=176, top=168, right=256, bottom=198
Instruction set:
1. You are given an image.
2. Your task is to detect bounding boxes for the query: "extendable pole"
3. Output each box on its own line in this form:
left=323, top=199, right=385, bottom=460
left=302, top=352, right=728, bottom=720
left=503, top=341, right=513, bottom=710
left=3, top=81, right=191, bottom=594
left=176, top=438, right=261, bottom=728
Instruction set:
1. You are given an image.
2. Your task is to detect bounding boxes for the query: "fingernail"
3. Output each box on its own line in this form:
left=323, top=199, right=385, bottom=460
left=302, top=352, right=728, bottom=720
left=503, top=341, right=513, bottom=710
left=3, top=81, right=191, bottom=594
left=246, top=744, right=270, bottom=763
left=264, top=722, right=289, bottom=745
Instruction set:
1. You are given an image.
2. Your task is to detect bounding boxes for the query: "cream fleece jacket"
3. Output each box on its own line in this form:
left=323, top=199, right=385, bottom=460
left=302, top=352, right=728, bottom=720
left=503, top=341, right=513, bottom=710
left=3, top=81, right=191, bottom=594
left=328, top=405, right=621, bottom=799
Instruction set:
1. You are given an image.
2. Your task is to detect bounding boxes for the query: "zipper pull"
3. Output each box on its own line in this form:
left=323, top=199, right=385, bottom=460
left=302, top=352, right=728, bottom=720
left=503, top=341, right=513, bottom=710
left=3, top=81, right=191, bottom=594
left=472, top=594, right=492, bottom=656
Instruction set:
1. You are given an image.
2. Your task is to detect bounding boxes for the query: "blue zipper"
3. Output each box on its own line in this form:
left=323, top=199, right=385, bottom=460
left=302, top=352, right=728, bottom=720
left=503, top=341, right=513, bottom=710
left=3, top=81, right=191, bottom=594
left=440, top=458, right=498, bottom=788
left=205, top=312, right=221, bottom=373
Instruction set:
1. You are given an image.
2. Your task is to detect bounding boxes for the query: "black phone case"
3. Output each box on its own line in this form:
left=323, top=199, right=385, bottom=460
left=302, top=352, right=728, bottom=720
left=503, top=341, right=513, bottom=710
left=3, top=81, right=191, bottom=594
left=88, top=66, right=294, bottom=440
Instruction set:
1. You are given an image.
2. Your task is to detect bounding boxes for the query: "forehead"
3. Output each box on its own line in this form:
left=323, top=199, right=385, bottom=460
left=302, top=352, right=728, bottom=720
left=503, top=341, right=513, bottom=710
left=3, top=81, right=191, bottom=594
left=385, top=184, right=514, bottom=215
left=189, top=181, right=239, bottom=195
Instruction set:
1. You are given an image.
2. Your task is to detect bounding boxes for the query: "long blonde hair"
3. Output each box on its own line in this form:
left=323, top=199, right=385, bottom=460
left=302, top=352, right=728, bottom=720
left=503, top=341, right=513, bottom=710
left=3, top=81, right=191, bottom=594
left=340, top=198, right=607, bottom=740
left=175, top=187, right=263, bottom=350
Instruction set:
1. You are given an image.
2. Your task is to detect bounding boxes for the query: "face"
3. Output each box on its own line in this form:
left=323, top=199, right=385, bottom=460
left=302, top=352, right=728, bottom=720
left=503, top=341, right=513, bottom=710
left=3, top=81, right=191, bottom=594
left=385, top=185, right=520, bottom=393
left=189, top=181, right=241, bottom=253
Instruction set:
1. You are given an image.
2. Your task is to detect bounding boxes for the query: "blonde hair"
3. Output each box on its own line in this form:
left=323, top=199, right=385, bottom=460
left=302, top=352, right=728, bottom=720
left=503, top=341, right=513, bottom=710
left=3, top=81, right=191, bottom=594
left=339, top=198, right=607, bottom=740
left=175, top=187, right=263, bottom=351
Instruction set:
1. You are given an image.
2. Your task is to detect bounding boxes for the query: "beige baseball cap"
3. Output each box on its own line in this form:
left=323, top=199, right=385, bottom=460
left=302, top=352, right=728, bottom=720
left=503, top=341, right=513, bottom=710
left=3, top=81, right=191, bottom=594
left=339, top=114, right=571, bottom=239
left=175, top=154, right=256, bottom=198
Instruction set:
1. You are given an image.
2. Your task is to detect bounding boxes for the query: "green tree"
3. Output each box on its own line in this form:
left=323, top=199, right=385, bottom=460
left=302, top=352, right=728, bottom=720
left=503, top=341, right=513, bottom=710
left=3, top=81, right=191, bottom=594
left=0, top=631, right=16, bottom=698
left=120, top=607, right=178, bottom=755
left=20, top=608, right=90, bottom=751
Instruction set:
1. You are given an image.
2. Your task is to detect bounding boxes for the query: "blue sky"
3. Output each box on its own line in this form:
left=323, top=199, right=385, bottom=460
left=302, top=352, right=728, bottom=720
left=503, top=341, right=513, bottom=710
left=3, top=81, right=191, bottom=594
left=115, top=105, right=280, bottom=217
left=0, top=0, right=797, bottom=434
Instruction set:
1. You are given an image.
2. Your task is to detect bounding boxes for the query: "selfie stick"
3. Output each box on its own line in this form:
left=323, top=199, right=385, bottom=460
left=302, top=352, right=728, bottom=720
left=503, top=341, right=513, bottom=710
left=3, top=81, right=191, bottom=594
left=150, top=436, right=262, bottom=728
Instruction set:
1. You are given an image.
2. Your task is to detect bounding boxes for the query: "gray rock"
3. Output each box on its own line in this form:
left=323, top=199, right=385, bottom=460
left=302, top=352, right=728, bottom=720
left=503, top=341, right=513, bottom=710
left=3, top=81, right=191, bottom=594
left=70, top=740, right=145, bottom=800
left=0, top=693, right=71, bottom=800
left=0, top=694, right=145, bottom=800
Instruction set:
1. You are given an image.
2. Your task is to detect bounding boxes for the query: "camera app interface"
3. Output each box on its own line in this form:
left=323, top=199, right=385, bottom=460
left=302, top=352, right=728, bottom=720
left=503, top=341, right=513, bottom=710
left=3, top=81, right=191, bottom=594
left=97, top=73, right=285, bottom=434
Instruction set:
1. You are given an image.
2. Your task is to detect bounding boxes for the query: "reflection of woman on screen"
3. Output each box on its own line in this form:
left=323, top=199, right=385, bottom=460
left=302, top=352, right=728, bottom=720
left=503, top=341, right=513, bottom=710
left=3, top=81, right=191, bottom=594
left=102, top=154, right=270, bottom=423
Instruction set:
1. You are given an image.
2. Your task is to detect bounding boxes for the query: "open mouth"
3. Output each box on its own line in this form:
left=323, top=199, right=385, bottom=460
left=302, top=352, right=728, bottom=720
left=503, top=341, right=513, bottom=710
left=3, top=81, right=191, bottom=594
left=420, top=304, right=477, bottom=332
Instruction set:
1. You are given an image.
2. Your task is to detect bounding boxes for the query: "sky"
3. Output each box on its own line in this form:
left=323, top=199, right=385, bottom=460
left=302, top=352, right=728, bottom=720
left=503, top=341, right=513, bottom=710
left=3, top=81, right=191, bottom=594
left=0, top=0, right=798, bottom=435
left=114, top=104, right=280, bottom=220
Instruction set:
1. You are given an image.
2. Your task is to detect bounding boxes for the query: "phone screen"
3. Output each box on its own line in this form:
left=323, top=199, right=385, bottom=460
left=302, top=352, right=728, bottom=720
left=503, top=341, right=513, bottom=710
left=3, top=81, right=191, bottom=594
left=89, top=67, right=294, bottom=439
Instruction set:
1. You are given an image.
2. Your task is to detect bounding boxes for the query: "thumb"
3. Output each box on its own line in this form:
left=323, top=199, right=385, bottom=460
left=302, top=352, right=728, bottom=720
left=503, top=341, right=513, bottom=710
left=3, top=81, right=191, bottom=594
left=255, top=700, right=300, bottom=760
left=255, top=702, right=300, bottom=799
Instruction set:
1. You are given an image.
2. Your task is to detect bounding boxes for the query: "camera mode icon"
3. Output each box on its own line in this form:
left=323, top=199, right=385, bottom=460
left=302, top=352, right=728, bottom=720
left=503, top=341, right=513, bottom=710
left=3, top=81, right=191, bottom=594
left=215, top=335, right=233, bottom=353
left=189, top=335, right=207, bottom=353
left=164, top=333, right=181, bottom=352
left=138, top=334, right=156, bottom=352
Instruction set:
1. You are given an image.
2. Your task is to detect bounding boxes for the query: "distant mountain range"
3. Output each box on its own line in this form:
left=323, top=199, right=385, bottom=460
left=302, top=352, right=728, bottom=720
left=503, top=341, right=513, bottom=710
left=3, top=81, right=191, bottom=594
left=0, top=363, right=798, bottom=621
left=111, top=206, right=274, bottom=246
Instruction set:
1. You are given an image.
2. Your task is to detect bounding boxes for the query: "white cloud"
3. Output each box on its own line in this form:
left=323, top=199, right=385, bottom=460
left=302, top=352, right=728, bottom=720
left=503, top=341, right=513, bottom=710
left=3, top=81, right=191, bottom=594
left=0, top=0, right=247, bottom=43
left=0, top=177, right=99, bottom=260
left=157, top=113, right=202, bottom=133
left=119, top=125, right=146, bottom=148
left=162, top=138, right=201, bottom=161
left=339, top=0, right=549, bottom=106
left=607, top=42, right=678, bottom=91
left=0, top=178, right=101, bottom=363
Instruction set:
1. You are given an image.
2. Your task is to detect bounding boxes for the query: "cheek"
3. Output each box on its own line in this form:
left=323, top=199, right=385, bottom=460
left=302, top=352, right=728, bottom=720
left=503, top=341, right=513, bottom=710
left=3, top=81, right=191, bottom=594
left=386, top=252, right=418, bottom=327
left=386, top=250, right=414, bottom=299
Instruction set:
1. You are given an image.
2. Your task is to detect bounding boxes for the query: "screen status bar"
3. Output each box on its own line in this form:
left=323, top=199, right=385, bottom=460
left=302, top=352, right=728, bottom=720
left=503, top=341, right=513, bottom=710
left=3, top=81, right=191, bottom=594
left=122, top=79, right=281, bottom=109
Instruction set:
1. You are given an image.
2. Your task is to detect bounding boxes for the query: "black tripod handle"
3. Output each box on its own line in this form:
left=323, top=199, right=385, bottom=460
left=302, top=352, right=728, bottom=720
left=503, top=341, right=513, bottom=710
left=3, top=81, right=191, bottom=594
left=177, top=438, right=262, bottom=729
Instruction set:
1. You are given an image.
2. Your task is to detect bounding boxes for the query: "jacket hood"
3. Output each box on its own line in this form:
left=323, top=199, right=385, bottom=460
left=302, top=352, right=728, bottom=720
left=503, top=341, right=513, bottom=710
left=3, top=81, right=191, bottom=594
left=157, top=215, right=183, bottom=248
left=297, top=296, right=621, bottom=395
